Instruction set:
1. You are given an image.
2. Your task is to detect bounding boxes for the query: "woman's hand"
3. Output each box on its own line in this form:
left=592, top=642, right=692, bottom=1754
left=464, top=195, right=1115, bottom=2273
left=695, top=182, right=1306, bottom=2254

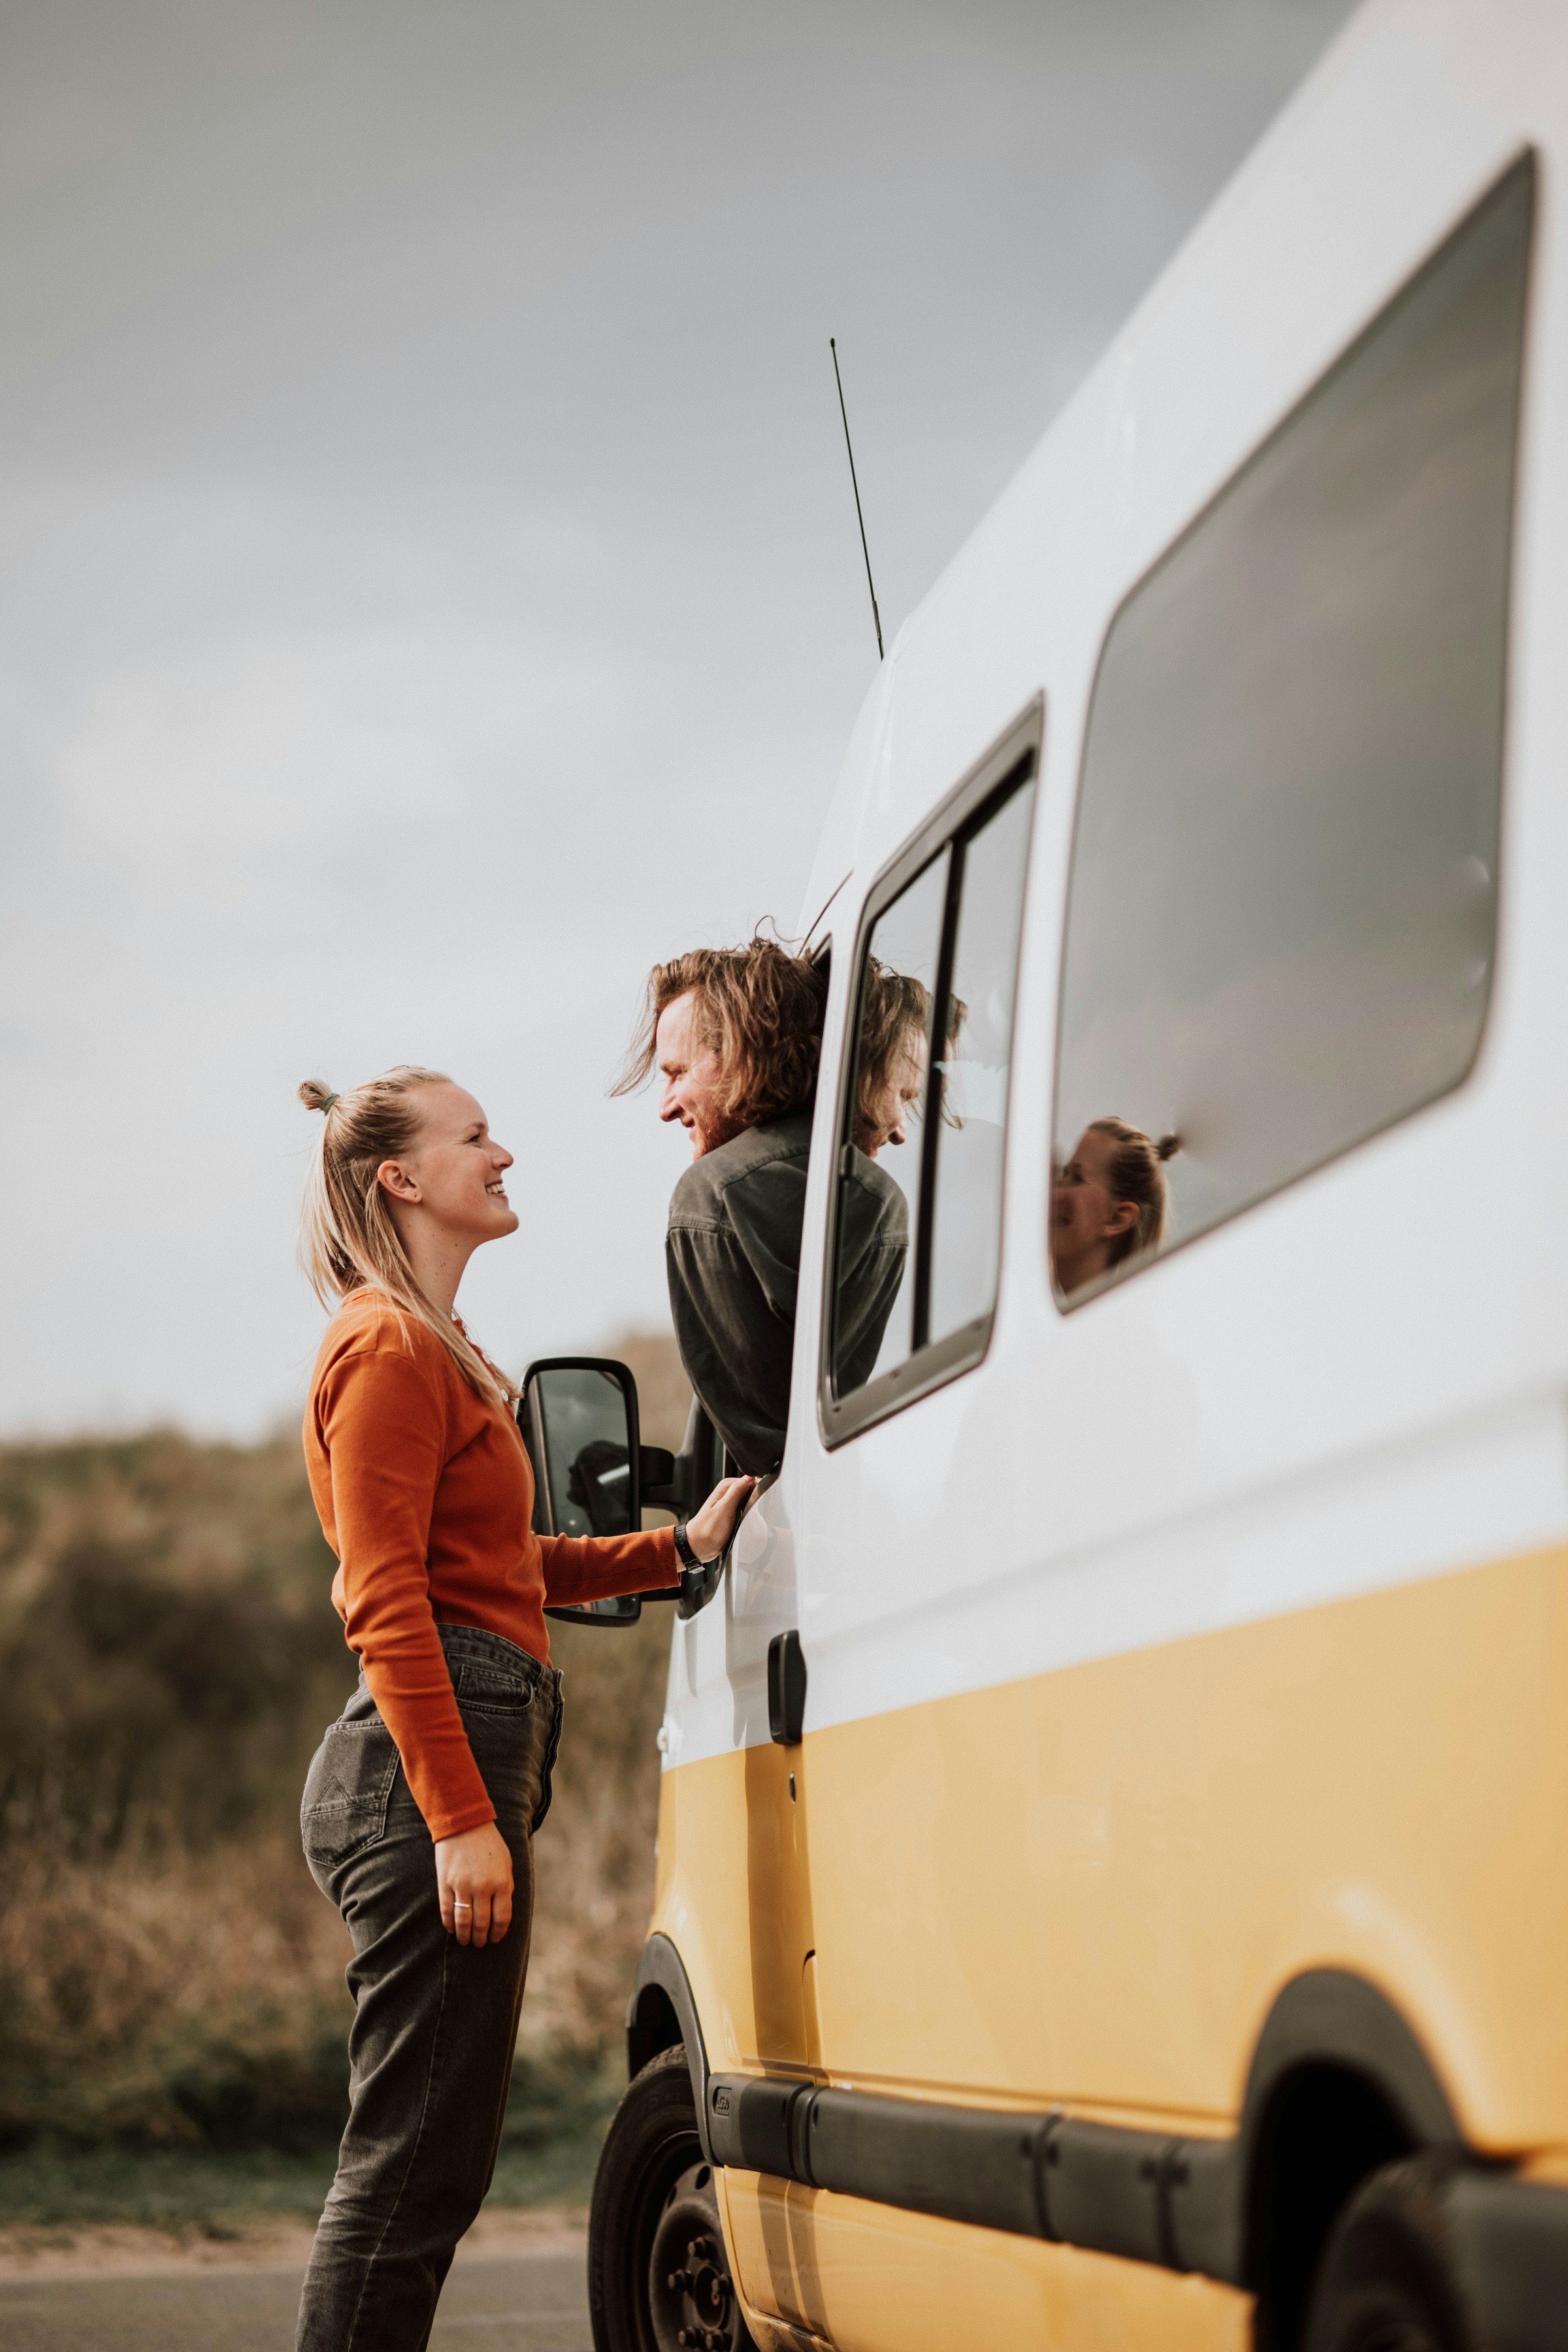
left=434, top=1821, right=514, bottom=1947
left=685, top=1474, right=758, bottom=1565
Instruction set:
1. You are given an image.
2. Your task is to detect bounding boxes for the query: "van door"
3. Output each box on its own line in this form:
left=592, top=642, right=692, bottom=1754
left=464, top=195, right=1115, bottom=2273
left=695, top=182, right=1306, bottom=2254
left=770, top=727, right=1055, bottom=2350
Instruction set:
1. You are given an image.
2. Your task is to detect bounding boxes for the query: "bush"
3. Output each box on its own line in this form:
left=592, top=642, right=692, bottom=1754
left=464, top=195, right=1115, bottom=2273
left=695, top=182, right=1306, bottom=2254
left=0, top=1335, right=684, bottom=2159
left=0, top=1429, right=351, bottom=1854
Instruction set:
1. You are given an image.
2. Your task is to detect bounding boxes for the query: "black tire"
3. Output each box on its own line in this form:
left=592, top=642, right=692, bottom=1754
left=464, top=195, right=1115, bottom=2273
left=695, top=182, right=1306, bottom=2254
left=1303, top=2156, right=1475, bottom=2352
left=588, top=2044, right=758, bottom=2352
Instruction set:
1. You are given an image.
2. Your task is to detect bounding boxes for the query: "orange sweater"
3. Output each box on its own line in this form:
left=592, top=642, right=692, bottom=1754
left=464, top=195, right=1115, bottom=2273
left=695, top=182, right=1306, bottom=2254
left=304, top=1288, right=678, bottom=1840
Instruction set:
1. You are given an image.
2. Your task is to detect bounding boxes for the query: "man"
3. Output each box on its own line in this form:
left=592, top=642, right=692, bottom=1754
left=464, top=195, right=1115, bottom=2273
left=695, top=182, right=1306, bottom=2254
left=617, top=937, right=906, bottom=1475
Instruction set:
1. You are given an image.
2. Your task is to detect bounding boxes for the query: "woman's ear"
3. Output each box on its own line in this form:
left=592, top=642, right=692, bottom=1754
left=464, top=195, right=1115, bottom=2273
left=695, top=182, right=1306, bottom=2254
left=1103, top=1198, right=1140, bottom=1241
left=377, top=1158, right=421, bottom=1205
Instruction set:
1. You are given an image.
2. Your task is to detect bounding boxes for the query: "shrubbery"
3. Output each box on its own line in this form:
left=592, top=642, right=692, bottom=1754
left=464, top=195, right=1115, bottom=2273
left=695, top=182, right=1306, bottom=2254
left=0, top=1335, right=683, bottom=2161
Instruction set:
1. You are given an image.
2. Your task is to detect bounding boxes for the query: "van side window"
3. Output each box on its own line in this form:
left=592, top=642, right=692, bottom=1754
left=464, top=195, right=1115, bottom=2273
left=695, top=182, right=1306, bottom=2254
left=1051, top=154, right=1533, bottom=1305
left=834, top=854, right=947, bottom=1392
left=823, top=724, right=1037, bottom=1440
left=928, top=781, right=1036, bottom=1345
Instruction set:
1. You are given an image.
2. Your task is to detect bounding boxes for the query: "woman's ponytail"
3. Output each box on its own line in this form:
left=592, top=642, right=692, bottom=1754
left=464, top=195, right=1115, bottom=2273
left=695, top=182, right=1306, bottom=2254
left=296, top=1067, right=519, bottom=1412
left=1088, top=1116, right=1179, bottom=1265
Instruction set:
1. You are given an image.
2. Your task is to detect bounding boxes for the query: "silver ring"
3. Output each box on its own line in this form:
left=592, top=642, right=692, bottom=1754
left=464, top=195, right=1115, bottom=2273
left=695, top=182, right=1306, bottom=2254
left=453, top=1899, right=472, bottom=1912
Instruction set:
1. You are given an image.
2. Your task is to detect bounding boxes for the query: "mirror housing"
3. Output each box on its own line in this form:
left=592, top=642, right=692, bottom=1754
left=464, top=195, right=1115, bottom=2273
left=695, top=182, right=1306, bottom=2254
left=634, top=1396, right=730, bottom=1620
left=666, top=1400, right=730, bottom=1621
left=519, top=1371, right=735, bottom=1626
left=519, top=1358, right=644, bottom=1626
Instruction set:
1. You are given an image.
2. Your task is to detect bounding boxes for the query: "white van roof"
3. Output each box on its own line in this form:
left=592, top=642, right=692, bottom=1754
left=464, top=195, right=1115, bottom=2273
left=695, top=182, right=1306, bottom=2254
left=798, top=0, right=1557, bottom=933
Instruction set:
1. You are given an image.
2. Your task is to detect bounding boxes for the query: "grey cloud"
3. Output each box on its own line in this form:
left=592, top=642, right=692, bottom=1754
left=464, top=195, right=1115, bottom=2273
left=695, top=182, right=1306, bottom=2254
left=0, top=0, right=1356, bottom=1434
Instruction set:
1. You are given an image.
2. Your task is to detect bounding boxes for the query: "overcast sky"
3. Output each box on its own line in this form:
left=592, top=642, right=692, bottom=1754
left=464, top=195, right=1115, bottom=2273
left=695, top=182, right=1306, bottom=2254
left=0, top=0, right=1358, bottom=1437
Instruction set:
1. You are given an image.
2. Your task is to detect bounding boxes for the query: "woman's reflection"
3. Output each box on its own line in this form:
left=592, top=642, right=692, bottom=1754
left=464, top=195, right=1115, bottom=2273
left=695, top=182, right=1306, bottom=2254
left=1051, top=1117, right=1180, bottom=1298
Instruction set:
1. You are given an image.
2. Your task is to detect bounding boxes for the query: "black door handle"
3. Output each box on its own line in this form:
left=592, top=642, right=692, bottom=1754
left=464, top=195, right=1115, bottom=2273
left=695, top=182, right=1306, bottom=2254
left=768, top=1631, right=807, bottom=1746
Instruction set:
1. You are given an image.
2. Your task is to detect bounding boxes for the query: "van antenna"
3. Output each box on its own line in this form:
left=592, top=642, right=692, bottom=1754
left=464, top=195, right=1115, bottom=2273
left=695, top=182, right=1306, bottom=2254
left=830, top=337, right=883, bottom=661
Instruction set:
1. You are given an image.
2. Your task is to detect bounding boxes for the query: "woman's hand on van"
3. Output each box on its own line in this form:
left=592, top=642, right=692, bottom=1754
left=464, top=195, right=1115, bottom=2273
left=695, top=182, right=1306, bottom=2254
left=435, top=1821, right=514, bottom=1947
left=686, top=1475, right=758, bottom=1565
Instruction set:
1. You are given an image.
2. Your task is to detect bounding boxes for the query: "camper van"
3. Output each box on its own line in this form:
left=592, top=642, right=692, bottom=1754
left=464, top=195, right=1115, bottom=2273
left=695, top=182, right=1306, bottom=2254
left=522, top=1, right=1568, bottom=2344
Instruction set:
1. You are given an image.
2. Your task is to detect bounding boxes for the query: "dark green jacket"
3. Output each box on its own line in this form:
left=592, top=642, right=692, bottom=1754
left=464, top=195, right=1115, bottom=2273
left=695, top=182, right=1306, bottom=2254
left=666, top=1113, right=907, bottom=1475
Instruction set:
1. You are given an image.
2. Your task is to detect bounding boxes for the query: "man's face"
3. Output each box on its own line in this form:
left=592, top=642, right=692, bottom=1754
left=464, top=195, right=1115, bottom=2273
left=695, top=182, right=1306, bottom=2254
left=855, top=1028, right=926, bottom=1159
left=656, top=990, right=731, bottom=1158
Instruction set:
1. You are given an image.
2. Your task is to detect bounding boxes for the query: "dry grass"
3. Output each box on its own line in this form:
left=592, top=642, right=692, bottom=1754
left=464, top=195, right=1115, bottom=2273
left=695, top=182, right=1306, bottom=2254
left=0, top=1837, right=350, bottom=2149
left=0, top=1331, right=687, bottom=2174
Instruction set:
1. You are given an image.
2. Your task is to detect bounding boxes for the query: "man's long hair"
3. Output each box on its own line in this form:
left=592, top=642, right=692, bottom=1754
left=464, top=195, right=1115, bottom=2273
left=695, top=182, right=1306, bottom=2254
left=615, top=934, right=828, bottom=1139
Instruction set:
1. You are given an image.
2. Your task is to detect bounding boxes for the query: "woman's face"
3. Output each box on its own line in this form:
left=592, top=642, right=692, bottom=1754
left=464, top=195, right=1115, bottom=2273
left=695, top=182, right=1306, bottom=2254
left=856, top=1029, right=926, bottom=1159
left=1051, top=1125, right=1138, bottom=1297
left=381, top=1083, right=519, bottom=1247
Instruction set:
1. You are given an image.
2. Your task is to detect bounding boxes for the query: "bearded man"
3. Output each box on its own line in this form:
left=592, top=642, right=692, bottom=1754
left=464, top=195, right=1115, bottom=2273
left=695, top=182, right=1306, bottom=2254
left=617, top=937, right=906, bottom=1475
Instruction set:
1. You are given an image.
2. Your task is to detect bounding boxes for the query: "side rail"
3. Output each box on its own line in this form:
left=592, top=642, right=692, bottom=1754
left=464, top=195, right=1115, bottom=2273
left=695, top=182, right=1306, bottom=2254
left=702, top=1972, right=1568, bottom=2347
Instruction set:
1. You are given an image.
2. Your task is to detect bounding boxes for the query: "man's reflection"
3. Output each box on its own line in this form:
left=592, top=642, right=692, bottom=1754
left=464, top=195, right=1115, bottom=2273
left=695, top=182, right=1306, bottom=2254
left=1051, top=1117, right=1180, bottom=1298
left=832, top=964, right=930, bottom=1390
left=566, top=1438, right=633, bottom=1537
left=854, top=964, right=930, bottom=1158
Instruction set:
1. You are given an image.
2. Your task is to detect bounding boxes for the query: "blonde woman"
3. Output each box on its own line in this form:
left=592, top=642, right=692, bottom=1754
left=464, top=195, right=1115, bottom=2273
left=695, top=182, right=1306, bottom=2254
left=292, top=1066, right=752, bottom=2352
left=1050, top=1115, right=1181, bottom=1299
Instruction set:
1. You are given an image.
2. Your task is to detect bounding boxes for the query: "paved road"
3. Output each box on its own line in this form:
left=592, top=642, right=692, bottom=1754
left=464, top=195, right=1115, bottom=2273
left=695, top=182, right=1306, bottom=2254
left=0, top=2245, right=590, bottom=2352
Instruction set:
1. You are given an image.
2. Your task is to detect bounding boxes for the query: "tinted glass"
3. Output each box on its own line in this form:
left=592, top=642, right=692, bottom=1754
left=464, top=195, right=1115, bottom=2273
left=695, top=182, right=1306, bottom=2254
left=1052, top=158, right=1531, bottom=1302
left=830, top=850, right=949, bottom=1394
left=529, top=1367, right=634, bottom=1537
left=928, top=781, right=1036, bottom=1342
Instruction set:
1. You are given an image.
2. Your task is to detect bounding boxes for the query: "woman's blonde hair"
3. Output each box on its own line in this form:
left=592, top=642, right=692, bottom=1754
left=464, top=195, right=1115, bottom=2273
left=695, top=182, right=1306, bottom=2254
left=297, top=1068, right=519, bottom=1411
left=1088, top=1115, right=1181, bottom=1267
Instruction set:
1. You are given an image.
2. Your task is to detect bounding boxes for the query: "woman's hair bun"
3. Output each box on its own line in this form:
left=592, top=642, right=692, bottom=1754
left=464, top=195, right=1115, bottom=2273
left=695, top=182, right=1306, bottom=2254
left=1156, top=1132, right=1182, bottom=1162
left=298, top=1079, right=339, bottom=1115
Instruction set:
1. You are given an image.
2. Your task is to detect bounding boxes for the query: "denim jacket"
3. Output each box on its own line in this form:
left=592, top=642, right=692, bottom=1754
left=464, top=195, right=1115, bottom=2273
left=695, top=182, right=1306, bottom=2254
left=666, top=1111, right=907, bottom=1475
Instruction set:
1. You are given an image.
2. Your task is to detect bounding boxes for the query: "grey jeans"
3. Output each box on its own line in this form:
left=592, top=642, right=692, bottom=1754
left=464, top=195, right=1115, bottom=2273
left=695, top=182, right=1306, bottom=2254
left=295, top=1624, right=563, bottom=2352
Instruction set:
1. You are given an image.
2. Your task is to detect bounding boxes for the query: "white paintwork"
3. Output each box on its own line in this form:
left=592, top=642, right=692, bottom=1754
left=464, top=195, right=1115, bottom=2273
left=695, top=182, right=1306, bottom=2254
left=663, top=0, right=1568, bottom=1772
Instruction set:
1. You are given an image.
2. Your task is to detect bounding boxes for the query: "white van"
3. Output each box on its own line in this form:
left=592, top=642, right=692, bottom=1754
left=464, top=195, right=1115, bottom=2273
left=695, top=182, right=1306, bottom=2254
left=531, top=1, right=1568, bottom=2344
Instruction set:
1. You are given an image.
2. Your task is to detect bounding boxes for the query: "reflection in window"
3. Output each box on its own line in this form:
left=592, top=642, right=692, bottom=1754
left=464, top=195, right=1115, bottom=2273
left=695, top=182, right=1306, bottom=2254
left=524, top=1367, right=635, bottom=1537
left=831, top=854, right=947, bottom=1394
left=830, top=765, right=1036, bottom=1404
left=1053, top=156, right=1533, bottom=1301
left=1050, top=1119, right=1181, bottom=1300
left=928, top=781, right=1035, bottom=1344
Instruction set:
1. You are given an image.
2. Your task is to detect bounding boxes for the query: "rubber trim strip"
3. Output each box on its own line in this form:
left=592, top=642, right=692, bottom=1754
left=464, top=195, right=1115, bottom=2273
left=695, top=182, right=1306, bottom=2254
left=705, top=2071, right=1568, bottom=2333
left=704, top=2076, right=1241, bottom=2282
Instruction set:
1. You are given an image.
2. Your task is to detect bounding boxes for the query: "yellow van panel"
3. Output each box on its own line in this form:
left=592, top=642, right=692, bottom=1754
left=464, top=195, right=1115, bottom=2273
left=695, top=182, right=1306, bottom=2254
left=655, top=1735, right=818, bottom=2071
left=655, top=1544, right=1568, bottom=2149
left=718, top=2170, right=1250, bottom=2352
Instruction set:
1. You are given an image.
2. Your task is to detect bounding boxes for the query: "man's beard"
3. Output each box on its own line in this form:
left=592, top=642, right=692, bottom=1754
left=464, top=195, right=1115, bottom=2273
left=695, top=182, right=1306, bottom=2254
left=693, top=1105, right=747, bottom=1158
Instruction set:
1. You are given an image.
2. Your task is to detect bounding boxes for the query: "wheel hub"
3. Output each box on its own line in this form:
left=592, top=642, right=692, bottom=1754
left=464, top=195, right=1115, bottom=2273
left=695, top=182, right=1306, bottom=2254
left=648, top=2161, right=751, bottom=2352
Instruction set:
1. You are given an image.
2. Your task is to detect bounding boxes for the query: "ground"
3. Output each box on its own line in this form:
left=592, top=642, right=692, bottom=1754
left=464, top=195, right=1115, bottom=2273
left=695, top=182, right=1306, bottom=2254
left=0, top=2213, right=589, bottom=2351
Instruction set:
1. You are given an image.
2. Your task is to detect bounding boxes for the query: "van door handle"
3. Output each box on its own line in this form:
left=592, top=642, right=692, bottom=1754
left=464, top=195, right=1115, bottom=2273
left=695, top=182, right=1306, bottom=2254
left=768, top=1631, right=808, bottom=1746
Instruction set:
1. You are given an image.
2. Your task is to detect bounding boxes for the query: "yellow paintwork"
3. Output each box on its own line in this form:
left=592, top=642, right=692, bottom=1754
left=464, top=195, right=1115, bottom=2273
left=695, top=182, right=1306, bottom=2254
left=653, top=1545, right=1568, bottom=2342
left=717, top=2171, right=1250, bottom=2352
left=656, top=1733, right=819, bottom=2069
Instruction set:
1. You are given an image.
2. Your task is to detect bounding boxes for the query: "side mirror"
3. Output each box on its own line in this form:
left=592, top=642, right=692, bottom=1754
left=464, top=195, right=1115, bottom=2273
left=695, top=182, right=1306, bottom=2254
left=519, top=1358, right=644, bottom=1627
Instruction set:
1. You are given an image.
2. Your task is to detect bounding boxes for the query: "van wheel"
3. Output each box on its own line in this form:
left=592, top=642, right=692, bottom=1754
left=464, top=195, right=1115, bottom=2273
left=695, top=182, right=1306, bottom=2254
left=588, top=2044, right=758, bottom=2352
left=1303, top=2156, right=1473, bottom=2352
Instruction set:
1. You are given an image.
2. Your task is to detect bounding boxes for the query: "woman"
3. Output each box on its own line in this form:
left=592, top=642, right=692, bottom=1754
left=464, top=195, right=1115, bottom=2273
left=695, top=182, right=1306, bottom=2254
left=293, top=1064, right=752, bottom=2352
left=1051, top=1115, right=1181, bottom=1299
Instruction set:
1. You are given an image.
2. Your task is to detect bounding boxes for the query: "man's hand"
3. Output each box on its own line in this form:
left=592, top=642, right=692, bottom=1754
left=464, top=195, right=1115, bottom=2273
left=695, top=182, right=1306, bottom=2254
left=686, top=1474, right=758, bottom=1565
left=434, top=1821, right=513, bottom=1946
